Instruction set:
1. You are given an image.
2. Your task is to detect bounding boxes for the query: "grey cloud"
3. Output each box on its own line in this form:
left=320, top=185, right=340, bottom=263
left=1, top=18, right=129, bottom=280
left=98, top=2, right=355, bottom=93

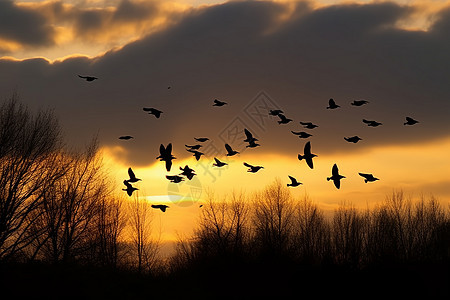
left=1, top=1, right=449, bottom=166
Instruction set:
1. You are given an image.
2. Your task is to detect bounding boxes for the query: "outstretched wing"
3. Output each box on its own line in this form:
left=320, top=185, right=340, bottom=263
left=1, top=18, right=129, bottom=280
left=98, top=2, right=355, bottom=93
left=329, top=99, right=336, bottom=106
left=166, top=143, right=172, bottom=155
left=123, top=180, right=132, bottom=188
left=244, top=129, right=253, bottom=140
left=165, top=160, right=172, bottom=172
left=362, top=119, right=370, bottom=124
left=358, top=172, right=370, bottom=179
left=332, top=164, right=339, bottom=177
left=304, top=141, right=312, bottom=156
left=159, top=144, right=165, bottom=156
left=306, top=157, right=314, bottom=169
left=243, top=162, right=252, bottom=168
left=225, top=143, right=233, bottom=153
left=288, top=175, right=296, bottom=184
left=128, top=167, right=136, bottom=180
left=333, top=178, right=341, bottom=189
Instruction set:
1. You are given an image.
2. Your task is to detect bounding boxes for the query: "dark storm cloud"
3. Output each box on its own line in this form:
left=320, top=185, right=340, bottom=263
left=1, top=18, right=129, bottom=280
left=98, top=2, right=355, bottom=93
left=1, top=1, right=449, bottom=166
left=0, top=0, right=55, bottom=47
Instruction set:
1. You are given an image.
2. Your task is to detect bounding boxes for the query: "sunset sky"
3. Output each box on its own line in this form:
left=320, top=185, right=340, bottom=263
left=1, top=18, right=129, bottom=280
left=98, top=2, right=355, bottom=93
left=1, top=0, right=450, bottom=243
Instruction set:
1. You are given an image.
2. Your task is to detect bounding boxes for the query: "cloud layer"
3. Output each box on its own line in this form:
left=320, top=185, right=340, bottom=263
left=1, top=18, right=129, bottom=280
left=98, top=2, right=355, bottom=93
left=1, top=0, right=450, bottom=166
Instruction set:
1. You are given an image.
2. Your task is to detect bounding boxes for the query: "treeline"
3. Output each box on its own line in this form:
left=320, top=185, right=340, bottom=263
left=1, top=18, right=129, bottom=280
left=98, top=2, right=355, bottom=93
left=173, top=183, right=450, bottom=270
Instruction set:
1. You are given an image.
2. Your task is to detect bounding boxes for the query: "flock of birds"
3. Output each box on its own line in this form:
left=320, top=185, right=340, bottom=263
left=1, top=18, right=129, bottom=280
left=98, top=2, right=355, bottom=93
left=79, top=75, right=420, bottom=212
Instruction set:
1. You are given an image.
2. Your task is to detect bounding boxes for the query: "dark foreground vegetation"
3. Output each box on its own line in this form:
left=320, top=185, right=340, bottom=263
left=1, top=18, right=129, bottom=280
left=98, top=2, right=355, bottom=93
left=0, top=97, right=449, bottom=298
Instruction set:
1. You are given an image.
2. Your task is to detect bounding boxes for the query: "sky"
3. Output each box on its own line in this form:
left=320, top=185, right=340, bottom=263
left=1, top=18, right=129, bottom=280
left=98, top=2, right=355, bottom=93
left=1, top=0, right=450, bottom=243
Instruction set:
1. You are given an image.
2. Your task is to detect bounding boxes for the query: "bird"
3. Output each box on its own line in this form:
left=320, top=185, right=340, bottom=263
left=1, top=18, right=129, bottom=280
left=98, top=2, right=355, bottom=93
left=327, top=98, right=340, bottom=109
left=344, top=136, right=362, bottom=143
left=143, top=107, right=163, bottom=118
left=213, top=99, right=227, bottom=106
left=246, top=139, right=260, bottom=148
left=122, top=180, right=138, bottom=196
left=127, top=167, right=141, bottom=183
left=166, top=175, right=184, bottom=183
left=298, top=141, right=317, bottom=169
left=404, top=117, right=419, bottom=126
left=351, top=100, right=369, bottom=106
left=269, top=109, right=283, bottom=116
left=277, top=114, right=292, bottom=124
left=156, top=143, right=175, bottom=171
left=188, top=149, right=204, bottom=161
left=359, top=173, right=379, bottom=183
left=327, top=164, right=345, bottom=189
left=213, top=157, right=227, bottom=167
left=243, top=162, right=264, bottom=173
left=179, top=165, right=196, bottom=180
left=300, top=121, right=318, bottom=129
left=151, top=204, right=169, bottom=212
left=225, top=144, right=239, bottom=156
left=287, top=175, right=302, bottom=187
left=119, top=136, right=133, bottom=140
left=243, top=128, right=258, bottom=143
left=185, top=144, right=202, bottom=150
left=362, top=119, right=382, bottom=127
left=78, top=75, right=98, bottom=82
left=291, top=131, right=312, bottom=139
left=195, top=137, right=209, bottom=142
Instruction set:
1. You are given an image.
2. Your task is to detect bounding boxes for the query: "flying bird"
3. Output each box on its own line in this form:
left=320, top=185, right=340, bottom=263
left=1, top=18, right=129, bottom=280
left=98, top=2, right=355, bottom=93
left=351, top=100, right=369, bottom=106
left=327, top=98, right=340, bottom=109
left=287, top=175, right=302, bottom=187
left=277, top=114, right=293, bottom=124
left=185, top=144, right=202, bottom=150
left=119, top=136, right=133, bottom=140
left=143, top=107, right=163, bottom=118
left=300, top=122, right=318, bottom=129
left=269, top=109, right=283, bottom=116
left=225, top=144, right=239, bottom=156
left=195, top=137, right=209, bottom=142
left=156, top=143, right=175, bottom=171
left=404, top=117, right=419, bottom=126
left=166, top=175, right=184, bottom=183
left=213, top=99, right=227, bottom=106
left=188, top=149, right=204, bottom=161
left=362, top=119, right=382, bottom=127
left=179, top=165, right=196, bottom=180
left=298, top=141, right=317, bottom=169
left=213, top=157, right=227, bottom=167
left=151, top=204, right=169, bottom=212
left=359, top=173, right=379, bottom=183
left=327, top=164, right=345, bottom=189
left=243, top=128, right=258, bottom=143
left=78, top=75, right=98, bottom=82
left=243, top=162, right=264, bottom=173
left=291, top=131, right=312, bottom=139
left=127, top=167, right=141, bottom=183
left=122, top=180, right=138, bottom=196
left=344, top=136, right=362, bottom=143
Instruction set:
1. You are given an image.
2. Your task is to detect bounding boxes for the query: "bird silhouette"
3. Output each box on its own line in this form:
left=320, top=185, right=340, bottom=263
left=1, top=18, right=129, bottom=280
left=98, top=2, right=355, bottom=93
left=225, top=144, right=239, bottom=156
left=187, top=149, right=204, bottom=161
left=179, top=165, right=196, bottom=180
left=291, top=131, right=312, bottom=139
left=119, top=136, right=133, bottom=140
left=327, top=163, right=345, bottom=189
left=213, top=157, right=227, bottom=167
left=287, top=175, right=302, bottom=187
left=404, top=117, right=419, bottom=126
left=344, top=136, right=362, bottom=143
left=298, top=141, right=317, bottom=169
left=151, top=204, right=169, bottom=212
left=122, top=180, right=138, bottom=196
left=166, top=175, right=184, bottom=183
left=327, top=98, right=340, bottom=109
left=185, top=144, right=202, bottom=150
left=359, top=173, right=379, bottom=183
left=156, top=143, right=175, bottom=171
left=277, top=114, right=292, bottom=124
left=244, top=128, right=258, bottom=143
left=351, top=100, right=369, bottom=106
left=269, top=109, right=283, bottom=116
left=246, top=139, right=260, bottom=148
left=195, top=137, right=209, bottom=142
left=362, top=119, right=382, bottom=127
left=78, top=75, right=98, bottom=82
left=243, top=162, right=264, bottom=173
left=213, top=99, right=227, bottom=106
left=300, top=121, right=318, bottom=129
left=127, top=167, right=141, bottom=183
left=143, top=107, right=163, bottom=118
